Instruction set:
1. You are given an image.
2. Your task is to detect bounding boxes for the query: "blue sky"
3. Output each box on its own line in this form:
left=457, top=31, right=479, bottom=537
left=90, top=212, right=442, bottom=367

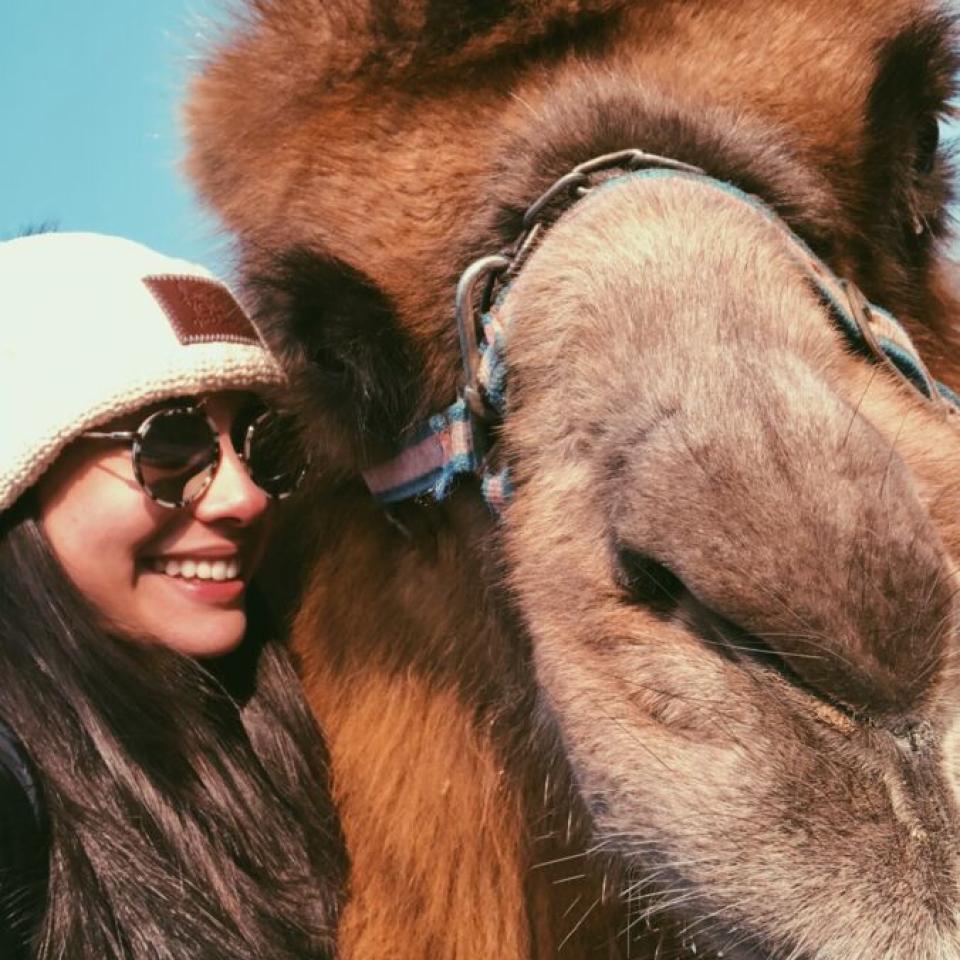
left=3, top=3, right=959, bottom=276
left=1, top=0, right=228, bottom=267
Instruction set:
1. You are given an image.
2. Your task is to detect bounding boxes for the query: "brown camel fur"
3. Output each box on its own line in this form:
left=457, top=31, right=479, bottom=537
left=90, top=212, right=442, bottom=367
left=186, top=2, right=960, bottom=957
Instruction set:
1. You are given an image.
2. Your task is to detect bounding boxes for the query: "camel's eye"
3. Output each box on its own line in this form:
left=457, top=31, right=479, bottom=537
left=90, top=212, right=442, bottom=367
left=915, top=116, right=939, bottom=175
left=616, top=549, right=685, bottom=614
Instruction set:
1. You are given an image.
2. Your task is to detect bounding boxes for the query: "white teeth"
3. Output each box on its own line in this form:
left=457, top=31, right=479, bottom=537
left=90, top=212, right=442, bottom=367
left=151, top=558, right=240, bottom=580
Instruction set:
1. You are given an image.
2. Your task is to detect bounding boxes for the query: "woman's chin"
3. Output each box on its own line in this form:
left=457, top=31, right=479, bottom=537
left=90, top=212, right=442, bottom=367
left=136, top=604, right=249, bottom=657
left=135, top=571, right=249, bottom=656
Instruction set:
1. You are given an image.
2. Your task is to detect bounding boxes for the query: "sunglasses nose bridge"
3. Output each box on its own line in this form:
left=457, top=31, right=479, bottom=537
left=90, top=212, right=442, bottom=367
left=193, top=434, right=271, bottom=523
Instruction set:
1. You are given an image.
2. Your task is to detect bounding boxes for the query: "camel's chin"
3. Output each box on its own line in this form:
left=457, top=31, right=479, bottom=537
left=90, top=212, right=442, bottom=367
left=627, top=915, right=780, bottom=960
left=652, top=906, right=819, bottom=960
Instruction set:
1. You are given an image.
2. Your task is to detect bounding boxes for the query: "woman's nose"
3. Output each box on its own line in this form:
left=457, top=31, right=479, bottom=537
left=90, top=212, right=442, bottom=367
left=192, top=436, right=269, bottom=525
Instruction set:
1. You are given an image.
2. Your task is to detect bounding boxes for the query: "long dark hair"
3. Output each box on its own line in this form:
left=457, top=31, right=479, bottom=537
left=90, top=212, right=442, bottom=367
left=0, top=493, right=346, bottom=959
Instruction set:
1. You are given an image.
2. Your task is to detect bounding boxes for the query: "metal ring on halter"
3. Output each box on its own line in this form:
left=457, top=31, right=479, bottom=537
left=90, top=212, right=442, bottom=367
left=454, top=254, right=510, bottom=419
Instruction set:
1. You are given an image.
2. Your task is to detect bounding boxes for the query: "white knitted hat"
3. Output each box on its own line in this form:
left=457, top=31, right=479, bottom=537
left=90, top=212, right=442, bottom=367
left=0, top=232, right=286, bottom=513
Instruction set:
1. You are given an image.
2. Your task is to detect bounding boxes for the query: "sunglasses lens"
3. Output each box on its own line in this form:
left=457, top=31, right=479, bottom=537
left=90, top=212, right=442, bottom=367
left=246, top=411, right=307, bottom=498
left=137, top=410, right=218, bottom=506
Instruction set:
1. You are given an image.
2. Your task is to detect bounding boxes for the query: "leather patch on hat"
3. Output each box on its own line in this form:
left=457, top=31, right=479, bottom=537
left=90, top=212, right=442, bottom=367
left=143, top=275, right=261, bottom=346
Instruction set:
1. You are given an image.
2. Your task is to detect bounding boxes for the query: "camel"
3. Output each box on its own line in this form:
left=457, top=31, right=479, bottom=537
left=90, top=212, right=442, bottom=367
left=186, top=1, right=960, bottom=957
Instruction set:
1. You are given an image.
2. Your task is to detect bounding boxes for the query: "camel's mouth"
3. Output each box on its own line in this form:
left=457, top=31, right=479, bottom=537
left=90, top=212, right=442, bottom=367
left=562, top=851, right=805, bottom=960
left=630, top=916, right=787, bottom=960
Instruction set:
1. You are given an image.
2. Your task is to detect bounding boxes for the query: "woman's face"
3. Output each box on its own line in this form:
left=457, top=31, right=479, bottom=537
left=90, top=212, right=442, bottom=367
left=38, top=393, right=275, bottom=657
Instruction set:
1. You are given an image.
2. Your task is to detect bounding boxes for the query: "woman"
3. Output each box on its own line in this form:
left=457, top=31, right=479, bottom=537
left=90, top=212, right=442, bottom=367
left=0, top=232, right=346, bottom=959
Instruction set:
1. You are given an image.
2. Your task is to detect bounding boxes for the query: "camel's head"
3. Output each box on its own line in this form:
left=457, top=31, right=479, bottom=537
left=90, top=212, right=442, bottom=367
left=498, top=165, right=960, bottom=958
left=187, top=0, right=960, bottom=955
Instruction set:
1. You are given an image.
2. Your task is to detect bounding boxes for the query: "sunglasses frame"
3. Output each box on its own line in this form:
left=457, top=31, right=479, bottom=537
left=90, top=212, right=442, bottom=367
left=82, top=401, right=307, bottom=509
left=240, top=407, right=309, bottom=502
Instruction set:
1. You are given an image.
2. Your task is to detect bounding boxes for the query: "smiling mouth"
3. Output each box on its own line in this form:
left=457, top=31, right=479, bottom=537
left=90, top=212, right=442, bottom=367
left=149, top=557, right=241, bottom=581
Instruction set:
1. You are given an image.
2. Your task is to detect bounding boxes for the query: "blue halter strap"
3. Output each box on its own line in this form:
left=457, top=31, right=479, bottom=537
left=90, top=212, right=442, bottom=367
left=362, top=157, right=958, bottom=510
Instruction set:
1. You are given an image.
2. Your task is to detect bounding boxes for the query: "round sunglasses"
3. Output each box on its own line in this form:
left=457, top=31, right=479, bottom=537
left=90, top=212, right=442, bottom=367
left=81, top=400, right=308, bottom=509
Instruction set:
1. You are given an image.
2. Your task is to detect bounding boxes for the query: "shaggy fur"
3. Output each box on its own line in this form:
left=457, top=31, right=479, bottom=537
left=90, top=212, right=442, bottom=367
left=187, top=1, right=960, bottom=957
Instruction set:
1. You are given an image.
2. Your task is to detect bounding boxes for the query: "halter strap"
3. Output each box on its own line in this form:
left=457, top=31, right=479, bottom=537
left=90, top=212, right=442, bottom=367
left=362, top=165, right=957, bottom=510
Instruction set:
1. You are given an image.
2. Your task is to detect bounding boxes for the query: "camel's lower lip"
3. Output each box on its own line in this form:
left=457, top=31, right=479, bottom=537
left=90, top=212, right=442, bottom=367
left=677, top=934, right=787, bottom=960
left=628, top=915, right=786, bottom=960
left=675, top=940, right=775, bottom=960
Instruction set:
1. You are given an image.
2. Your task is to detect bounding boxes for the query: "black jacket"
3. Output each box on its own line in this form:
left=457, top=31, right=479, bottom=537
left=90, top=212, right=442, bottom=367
left=0, top=722, right=47, bottom=959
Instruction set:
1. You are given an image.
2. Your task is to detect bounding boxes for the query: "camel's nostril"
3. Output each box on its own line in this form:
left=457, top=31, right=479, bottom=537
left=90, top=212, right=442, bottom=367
left=615, top=548, right=686, bottom=615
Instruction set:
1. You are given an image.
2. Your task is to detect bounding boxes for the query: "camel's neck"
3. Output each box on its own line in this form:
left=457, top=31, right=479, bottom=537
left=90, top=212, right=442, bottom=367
left=287, top=483, right=628, bottom=957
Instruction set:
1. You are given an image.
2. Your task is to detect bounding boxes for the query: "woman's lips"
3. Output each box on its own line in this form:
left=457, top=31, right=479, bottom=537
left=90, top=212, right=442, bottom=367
left=162, top=576, right=246, bottom=603
left=143, top=555, right=246, bottom=603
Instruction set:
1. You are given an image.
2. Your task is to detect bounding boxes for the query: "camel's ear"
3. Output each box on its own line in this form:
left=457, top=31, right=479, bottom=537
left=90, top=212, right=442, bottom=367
left=862, top=14, right=958, bottom=264
left=246, top=249, right=424, bottom=466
